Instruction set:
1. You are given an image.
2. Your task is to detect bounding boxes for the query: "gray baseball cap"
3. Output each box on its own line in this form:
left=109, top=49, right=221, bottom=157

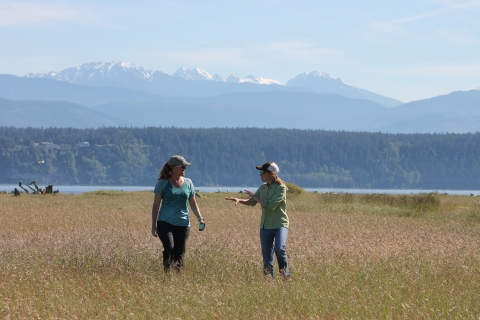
left=168, top=155, right=192, bottom=167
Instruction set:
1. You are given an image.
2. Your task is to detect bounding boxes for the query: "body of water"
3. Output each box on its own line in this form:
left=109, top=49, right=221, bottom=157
left=1, top=184, right=480, bottom=196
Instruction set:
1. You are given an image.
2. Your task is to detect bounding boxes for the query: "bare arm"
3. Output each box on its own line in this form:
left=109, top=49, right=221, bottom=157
left=225, top=190, right=256, bottom=206
left=188, top=196, right=204, bottom=223
left=225, top=197, right=252, bottom=206
left=151, top=193, right=162, bottom=237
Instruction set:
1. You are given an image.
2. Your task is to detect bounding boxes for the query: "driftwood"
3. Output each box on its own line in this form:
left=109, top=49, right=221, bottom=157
left=16, top=181, right=58, bottom=195
left=29, top=181, right=44, bottom=194
left=18, top=181, right=30, bottom=194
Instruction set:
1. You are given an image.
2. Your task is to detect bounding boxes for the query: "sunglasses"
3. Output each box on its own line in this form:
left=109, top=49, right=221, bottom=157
left=260, top=170, right=269, bottom=174
left=172, top=166, right=186, bottom=169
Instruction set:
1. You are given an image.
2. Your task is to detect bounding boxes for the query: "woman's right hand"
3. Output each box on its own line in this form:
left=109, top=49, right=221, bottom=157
left=151, top=224, right=158, bottom=237
left=225, top=197, right=240, bottom=205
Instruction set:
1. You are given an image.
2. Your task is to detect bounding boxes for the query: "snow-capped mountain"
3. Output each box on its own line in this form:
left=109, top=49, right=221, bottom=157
left=286, top=71, right=402, bottom=107
left=225, top=73, right=283, bottom=85
left=25, top=71, right=59, bottom=79
left=171, top=67, right=282, bottom=84
left=25, top=61, right=160, bottom=85
left=239, top=74, right=283, bottom=85
left=286, top=71, right=354, bottom=87
left=226, top=74, right=241, bottom=83
left=24, top=61, right=284, bottom=86
left=21, top=62, right=401, bottom=106
left=172, top=67, right=224, bottom=81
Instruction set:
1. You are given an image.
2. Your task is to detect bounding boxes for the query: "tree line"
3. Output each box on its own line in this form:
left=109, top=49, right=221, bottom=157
left=1, top=126, right=480, bottom=189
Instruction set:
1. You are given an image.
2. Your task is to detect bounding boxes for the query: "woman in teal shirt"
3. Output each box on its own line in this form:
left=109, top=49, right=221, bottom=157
left=225, top=161, right=290, bottom=279
left=151, top=155, right=204, bottom=272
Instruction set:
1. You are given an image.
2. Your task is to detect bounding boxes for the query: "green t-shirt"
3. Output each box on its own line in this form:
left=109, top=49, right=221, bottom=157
left=249, top=182, right=289, bottom=229
left=154, top=178, right=196, bottom=227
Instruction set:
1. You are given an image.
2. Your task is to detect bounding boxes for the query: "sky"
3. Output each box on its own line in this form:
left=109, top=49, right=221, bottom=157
left=1, top=0, right=479, bottom=103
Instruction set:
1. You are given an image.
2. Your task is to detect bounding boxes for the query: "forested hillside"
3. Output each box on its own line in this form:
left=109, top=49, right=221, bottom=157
left=1, top=126, right=480, bottom=189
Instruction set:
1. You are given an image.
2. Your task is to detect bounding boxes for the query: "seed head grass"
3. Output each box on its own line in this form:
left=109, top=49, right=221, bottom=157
left=0, top=190, right=479, bottom=319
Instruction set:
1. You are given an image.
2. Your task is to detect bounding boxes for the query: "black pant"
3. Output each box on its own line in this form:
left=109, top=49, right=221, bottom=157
left=156, top=221, right=190, bottom=272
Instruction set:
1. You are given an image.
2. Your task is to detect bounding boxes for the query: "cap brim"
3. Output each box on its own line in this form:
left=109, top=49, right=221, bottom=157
left=255, top=166, right=263, bottom=170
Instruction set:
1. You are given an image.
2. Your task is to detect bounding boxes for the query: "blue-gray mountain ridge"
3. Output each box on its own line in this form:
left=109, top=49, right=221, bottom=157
left=1, top=61, right=479, bottom=133
left=24, top=61, right=402, bottom=108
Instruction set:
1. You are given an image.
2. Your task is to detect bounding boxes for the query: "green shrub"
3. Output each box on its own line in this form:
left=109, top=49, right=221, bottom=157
left=285, top=182, right=306, bottom=196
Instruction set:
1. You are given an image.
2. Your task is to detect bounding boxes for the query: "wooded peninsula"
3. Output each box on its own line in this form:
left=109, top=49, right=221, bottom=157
left=1, top=126, right=479, bottom=189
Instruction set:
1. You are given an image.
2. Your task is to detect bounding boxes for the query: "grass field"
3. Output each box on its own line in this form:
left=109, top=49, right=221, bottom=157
left=0, top=188, right=479, bottom=319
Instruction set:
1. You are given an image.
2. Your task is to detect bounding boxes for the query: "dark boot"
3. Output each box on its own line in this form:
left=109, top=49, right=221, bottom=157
left=263, top=265, right=274, bottom=277
left=163, top=251, right=173, bottom=272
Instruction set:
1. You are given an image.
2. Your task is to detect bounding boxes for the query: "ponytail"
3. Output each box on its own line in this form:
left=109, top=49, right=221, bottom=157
left=158, top=162, right=172, bottom=180
left=271, top=173, right=286, bottom=186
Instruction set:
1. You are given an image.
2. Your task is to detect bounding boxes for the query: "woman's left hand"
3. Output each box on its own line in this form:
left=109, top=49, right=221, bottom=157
left=243, top=190, right=253, bottom=196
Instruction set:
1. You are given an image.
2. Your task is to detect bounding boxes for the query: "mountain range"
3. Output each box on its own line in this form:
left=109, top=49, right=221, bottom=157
left=1, top=61, right=479, bottom=133
left=23, top=61, right=402, bottom=107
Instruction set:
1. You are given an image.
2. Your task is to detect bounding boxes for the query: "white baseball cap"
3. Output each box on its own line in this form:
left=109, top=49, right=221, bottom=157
left=256, top=161, right=279, bottom=174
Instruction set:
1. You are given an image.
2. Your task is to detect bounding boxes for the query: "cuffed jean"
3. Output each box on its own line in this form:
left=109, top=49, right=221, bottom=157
left=157, top=221, right=190, bottom=272
left=260, top=227, right=290, bottom=277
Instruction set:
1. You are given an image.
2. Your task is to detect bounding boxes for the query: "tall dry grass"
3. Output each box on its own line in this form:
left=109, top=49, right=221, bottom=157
left=0, top=190, right=479, bottom=319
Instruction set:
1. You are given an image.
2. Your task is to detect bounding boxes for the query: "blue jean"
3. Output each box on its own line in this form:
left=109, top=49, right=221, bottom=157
left=260, top=227, right=290, bottom=277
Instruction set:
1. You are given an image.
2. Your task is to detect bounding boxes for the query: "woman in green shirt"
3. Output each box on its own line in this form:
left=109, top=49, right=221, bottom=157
left=151, top=155, right=204, bottom=272
left=225, top=161, right=290, bottom=279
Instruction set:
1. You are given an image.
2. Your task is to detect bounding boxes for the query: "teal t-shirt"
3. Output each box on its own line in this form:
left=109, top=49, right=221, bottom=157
left=154, top=178, right=196, bottom=227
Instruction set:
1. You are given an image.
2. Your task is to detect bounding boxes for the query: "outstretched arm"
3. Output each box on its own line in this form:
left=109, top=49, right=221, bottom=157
left=225, top=191, right=253, bottom=206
